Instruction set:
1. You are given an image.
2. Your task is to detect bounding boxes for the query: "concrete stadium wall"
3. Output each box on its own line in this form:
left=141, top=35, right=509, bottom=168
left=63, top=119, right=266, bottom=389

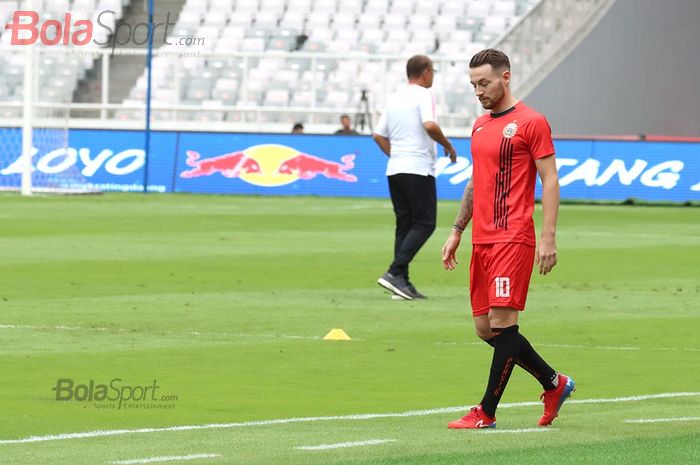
left=525, top=0, right=700, bottom=137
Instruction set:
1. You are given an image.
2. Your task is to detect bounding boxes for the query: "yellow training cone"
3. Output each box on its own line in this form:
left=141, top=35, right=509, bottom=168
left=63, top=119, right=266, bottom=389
left=323, top=328, right=351, bottom=341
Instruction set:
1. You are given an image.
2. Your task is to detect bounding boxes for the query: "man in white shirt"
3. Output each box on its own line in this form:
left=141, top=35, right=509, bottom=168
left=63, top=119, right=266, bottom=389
left=373, top=54, right=457, bottom=300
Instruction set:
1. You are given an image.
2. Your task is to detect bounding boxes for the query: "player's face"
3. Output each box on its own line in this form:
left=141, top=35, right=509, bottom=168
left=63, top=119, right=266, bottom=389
left=423, top=63, right=435, bottom=88
left=469, top=64, right=507, bottom=110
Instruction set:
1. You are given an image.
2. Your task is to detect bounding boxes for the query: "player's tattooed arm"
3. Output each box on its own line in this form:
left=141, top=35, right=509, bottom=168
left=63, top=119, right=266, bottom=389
left=442, top=179, right=472, bottom=269
left=454, top=179, right=474, bottom=231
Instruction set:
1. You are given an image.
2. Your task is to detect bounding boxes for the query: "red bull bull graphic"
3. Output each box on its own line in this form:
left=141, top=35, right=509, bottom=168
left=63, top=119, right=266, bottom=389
left=180, top=150, right=261, bottom=178
left=277, top=153, right=357, bottom=182
left=179, top=144, right=357, bottom=187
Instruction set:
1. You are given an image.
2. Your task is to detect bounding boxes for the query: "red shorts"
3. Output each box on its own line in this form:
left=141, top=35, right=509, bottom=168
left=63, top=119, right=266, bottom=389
left=469, top=242, right=535, bottom=317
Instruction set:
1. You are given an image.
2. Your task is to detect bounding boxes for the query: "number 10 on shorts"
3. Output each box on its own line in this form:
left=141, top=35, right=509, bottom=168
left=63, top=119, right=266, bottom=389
left=495, top=277, right=511, bottom=298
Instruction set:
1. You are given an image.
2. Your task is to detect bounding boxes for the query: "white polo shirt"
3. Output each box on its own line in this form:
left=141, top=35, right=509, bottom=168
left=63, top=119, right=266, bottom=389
left=375, top=83, right=438, bottom=177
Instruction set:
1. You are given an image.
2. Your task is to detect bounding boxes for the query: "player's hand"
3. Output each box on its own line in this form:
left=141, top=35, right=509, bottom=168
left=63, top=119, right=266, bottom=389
left=441, top=231, right=462, bottom=270
left=445, top=144, right=457, bottom=163
left=535, top=236, right=557, bottom=275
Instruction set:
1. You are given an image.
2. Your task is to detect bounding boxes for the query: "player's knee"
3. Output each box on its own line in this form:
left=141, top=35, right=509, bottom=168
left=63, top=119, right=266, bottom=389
left=473, top=315, right=491, bottom=340
left=474, top=324, right=492, bottom=340
left=475, top=328, right=492, bottom=340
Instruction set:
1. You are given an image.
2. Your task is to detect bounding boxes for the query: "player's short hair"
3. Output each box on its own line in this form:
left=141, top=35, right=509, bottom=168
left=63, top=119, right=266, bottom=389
left=469, top=49, right=511, bottom=71
left=406, top=55, right=432, bottom=79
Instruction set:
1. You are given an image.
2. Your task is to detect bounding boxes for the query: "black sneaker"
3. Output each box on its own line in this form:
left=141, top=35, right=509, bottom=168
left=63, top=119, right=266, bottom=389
left=407, top=282, right=427, bottom=299
left=377, top=272, right=414, bottom=300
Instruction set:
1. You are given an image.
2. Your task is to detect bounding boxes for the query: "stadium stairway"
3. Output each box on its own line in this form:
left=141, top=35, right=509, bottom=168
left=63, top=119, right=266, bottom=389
left=72, top=0, right=188, bottom=116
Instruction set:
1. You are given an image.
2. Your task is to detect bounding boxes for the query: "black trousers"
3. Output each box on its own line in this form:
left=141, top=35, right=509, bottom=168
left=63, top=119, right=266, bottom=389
left=387, top=173, right=437, bottom=279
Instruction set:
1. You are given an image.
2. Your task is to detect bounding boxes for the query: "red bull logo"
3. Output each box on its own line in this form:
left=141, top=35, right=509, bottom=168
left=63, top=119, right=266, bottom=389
left=179, top=144, right=357, bottom=187
left=180, top=151, right=261, bottom=179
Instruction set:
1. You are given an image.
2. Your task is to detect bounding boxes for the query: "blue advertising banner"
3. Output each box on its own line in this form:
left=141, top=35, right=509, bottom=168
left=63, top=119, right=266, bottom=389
left=1, top=129, right=699, bottom=202
left=0, top=128, right=177, bottom=193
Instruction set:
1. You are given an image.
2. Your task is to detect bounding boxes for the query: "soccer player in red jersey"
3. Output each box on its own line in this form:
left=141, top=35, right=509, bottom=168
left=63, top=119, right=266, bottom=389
left=441, top=49, right=575, bottom=429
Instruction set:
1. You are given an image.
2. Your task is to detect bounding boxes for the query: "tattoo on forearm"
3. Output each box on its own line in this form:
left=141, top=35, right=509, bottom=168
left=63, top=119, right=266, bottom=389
left=455, top=182, right=473, bottom=229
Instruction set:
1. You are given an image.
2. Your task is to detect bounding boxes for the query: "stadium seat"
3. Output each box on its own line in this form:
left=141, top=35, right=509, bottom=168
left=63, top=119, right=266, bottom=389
left=433, top=15, right=457, bottom=31
left=364, top=0, right=389, bottom=15
left=324, top=90, right=351, bottom=108
left=306, top=12, right=331, bottom=29
left=264, top=89, right=290, bottom=107
left=386, top=29, right=411, bottom=43
left=493, top=0, right=517, bottom=16
left=360, top=29, right=385, bottom=44
left=313, top=0, right=337, bottom=14
left=383, top=14, right=406, bottom=30
left=332, top=12, right=356, bottom=30
left=240, top=37, right=266, bottom=52
left=260, top=0, right=287, bottom=11
left=407, top=16, right=431, bottom=30
left=203, top=11, right=227, bottom=28
left=279, top=11, right=305, bottom=30
left=111, top=0, right=542, bottom=127
left=337, top=2, right=363, bottom=14
left=197, top=25, right=222, bottom=41
left=286, top=0, right=312, bottom=13
left=334, top=29, right=359, bottom=44
left=305, top=27, right=333, bottom=43
left=415, top=3, right=439, bottom=16
left=235, top=0, right=259, bottom=12
left=441, top=2, right=466, bottom=17
left=482, top=15, right=509, bottom=35
left=377, top=42, right=402, bottom=54
left=209, top=0, right=234, bottom=9
left=467, top=2, right=491, bottom=18
left=389, top=0, right=415, bottom=15
left=290, top=90, right=314, bottom=107
left=255, top=11, right=279, bottom=29
left=357, top=14, right=381, bottom=29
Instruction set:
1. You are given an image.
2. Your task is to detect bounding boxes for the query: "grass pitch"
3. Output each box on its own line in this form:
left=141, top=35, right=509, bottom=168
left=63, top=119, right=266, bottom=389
left=0, top=193, right=698, bottom=465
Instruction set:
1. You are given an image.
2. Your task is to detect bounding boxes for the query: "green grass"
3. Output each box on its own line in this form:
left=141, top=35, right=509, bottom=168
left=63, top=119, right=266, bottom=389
left=0, top=193, right=698, bottom=465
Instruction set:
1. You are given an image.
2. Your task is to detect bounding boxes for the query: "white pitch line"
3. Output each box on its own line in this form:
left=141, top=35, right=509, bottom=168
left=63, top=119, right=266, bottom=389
left=1, top=392, right=699, bottom=445
left=0, top=324, right=321, bottom=341
left=295, top=439, right=396, bottom=450
left=111, top=454, right=220, bottom=464
left=481, top=428, right=554, bottom=434
left=0, top=323, right=119, bottom=332
left=624, top=417, right=700, bottom=424
left=537, top=343, right=700, bottom=353
left=3, top=324, right=697, bottom=352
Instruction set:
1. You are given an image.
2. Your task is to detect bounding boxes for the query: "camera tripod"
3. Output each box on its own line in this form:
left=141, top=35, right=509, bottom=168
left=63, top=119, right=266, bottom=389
left=354, top=89, right=373, bottom=133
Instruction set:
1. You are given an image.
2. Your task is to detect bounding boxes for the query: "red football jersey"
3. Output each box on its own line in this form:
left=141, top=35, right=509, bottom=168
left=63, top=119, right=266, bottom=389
left=470, top=103, right=555, bottom=245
